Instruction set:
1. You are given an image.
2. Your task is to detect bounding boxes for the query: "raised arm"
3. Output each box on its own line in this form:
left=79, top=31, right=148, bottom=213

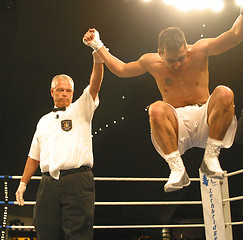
left=206, top=6, right=243, bottom=56
left=89, top=51, right=104, bottom=101
left=15, top=157, right=39, bottom=206
left=83, top=28, right=147, bottom=78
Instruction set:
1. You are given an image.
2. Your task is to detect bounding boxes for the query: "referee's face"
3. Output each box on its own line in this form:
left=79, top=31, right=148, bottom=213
left=50, top=78, right=74, bottom=107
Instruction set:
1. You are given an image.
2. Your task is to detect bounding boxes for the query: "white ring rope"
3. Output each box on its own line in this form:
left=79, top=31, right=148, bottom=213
left=6, top=224, right=206, bottom=230
left=12, top=195, right=243, bottom=206
left=94, top=224, right=205, bottom=229
left=14, top=200, right=203, bottom=206
left=225, top=169, right=243, bottom=177
left=9, top=168, right=243, bottom=181
left=222, top=195, right=243, bottom=203
left=4, top=221, right=243, bottom=230
left=94, top=177, right=201, bottom=181
left=10, top=176, right=200, bottom=181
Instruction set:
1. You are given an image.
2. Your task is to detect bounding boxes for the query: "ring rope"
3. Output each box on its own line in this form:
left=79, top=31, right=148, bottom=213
left=225, top=169, right=243, bottom=177
left=95, top=201, right=202, bottom=205
left=4, top=200, right=203, bottom=206
left=2, top=224, right=205, bottom=230
left=94, top=177, right=201, bottom=182
left=1, top=194, right=243, bottom=206
left=5, top=176, right=200, bottom=182
left=1, top=168, right=242, bottom=181
left=2, top=221, right=243, bottom=230
left=222, top=195, right=243, bottom=203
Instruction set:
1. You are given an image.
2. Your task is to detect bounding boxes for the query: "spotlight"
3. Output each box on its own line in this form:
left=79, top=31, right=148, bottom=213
left=210, top=0, right=224, bottom=12
left=235, top=0, right=243, bottom=6
left=163, top=0, right=225, bottom=12
left=194, top=0, right=211, bottom=10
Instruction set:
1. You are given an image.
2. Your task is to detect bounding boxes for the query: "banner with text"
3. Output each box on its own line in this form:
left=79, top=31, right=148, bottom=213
left=200, top=170, right=226, bottom=240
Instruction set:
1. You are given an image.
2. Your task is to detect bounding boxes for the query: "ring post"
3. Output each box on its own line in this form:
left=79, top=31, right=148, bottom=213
left=221, top=170, right=233, bottom=240
left=199, top=169, right=227, bottom=240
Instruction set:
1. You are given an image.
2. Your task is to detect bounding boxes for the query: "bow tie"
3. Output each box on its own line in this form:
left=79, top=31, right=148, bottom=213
left=52, top=107, right=66, bottom=112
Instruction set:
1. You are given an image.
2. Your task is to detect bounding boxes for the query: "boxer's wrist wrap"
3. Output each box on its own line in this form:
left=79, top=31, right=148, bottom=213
left=83, top=30, right=104, bottom=52
left=92, top=47, right=109, bottom=63
left=89, top=40, right=104, bottom=52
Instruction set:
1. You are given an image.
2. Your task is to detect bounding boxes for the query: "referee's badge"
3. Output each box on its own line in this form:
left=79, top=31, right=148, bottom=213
left=61, top=120, right=72, bottom=132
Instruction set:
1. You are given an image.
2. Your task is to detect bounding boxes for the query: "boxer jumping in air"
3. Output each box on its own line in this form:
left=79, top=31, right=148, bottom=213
left=83, top=5, right=243, bottom=192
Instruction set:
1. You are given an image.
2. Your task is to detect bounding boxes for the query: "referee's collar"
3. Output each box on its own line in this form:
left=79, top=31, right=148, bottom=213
left=52, top=104, right=71, bottom=112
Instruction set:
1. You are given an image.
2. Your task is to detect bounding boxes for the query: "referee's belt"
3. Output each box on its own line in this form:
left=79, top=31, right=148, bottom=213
left=43, top=166, right=91, bottom=176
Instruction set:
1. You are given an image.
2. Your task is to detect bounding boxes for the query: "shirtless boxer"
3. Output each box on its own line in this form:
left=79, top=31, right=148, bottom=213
left=83, top=6, right=243, bottom=192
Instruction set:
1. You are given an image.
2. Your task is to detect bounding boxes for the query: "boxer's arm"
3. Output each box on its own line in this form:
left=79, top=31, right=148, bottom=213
left=98, top=47, right=147, bottom=78
left=205, top=6, right=243, bottom=56
left=83, top=28, right=147, bottom=78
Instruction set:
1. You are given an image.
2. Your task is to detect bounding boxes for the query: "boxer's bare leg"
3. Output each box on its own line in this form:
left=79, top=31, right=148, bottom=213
left=149, top=101, right=190, bottom=192
left=200, top=86, right=235, bottom=178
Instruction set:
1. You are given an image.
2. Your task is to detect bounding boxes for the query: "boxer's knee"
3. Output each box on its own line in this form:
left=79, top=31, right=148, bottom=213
left=214, top=85, right=234, bottom=109
left=148, top=101, right=171, bottom=126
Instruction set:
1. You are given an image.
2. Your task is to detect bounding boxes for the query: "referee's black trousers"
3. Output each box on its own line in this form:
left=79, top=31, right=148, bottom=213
left=33, top=168, right=95, bottom=240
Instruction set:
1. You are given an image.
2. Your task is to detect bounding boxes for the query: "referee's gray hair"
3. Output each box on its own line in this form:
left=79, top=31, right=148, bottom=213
left=51, top=74, right=74, bottom=90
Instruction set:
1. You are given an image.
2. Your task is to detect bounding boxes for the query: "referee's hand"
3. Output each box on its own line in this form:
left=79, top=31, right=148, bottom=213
left=15, top=182, right=27, bottom=206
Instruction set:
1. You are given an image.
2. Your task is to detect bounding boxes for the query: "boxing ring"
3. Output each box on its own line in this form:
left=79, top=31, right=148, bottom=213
left=1, top=169, right=243, bottom=239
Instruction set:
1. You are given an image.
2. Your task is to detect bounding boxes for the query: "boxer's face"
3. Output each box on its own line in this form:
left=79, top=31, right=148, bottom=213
left=159, top=45, right=187, bottom=71
left=50, top=78, right=74, bottom=107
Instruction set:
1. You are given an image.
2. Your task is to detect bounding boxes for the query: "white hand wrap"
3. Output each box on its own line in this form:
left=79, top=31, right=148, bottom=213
left=83, top=30, right=104, bottom=52
left=92, top=47, right=109, bottom=63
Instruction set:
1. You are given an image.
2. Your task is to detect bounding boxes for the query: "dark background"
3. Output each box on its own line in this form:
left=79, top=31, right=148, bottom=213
left=0, top=0, right=243, bottom=239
